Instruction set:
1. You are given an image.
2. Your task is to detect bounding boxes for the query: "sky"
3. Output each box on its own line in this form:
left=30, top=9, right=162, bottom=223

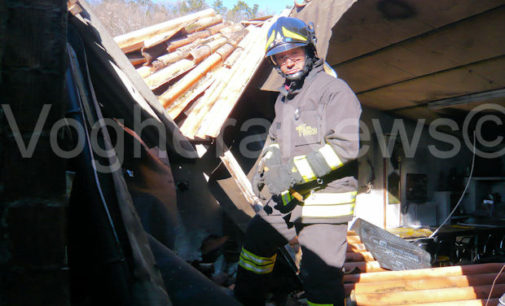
left=153, top=0, right=295, bottom=15
left=220, top=0, right=294, bottom=15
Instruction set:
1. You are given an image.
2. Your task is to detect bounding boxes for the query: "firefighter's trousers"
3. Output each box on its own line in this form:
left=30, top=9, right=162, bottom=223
left=234, top=197, right=348, bottom=306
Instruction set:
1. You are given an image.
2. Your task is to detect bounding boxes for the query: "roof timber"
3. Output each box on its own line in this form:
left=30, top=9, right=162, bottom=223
left=327, top=0, right=505, bottom=65
left=116, top=8, right=287, bottom=140
left=335, top=5, right=505, bottom=93
left=357, top=55, right=505, bottom=111
left=114, top=8, right=217, bottom=52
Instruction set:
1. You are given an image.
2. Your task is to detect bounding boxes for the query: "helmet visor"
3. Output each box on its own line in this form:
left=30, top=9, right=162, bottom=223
left=266, top=42, right=307, bottom=58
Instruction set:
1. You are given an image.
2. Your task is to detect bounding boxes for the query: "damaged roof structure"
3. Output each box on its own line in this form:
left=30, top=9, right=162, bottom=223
left=115, top=8, right=275, bottom=140
left=111, top=8, right=277, bottom=141
left=1, top=0, right=504, bottom=305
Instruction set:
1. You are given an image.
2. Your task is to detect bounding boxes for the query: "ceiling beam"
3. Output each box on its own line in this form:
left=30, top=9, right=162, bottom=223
left=388, top=87, right=505, bottom=112
left=427, top=88, right=505, bottom=109
left=356, top=54, right=505, bottom=97
left=331, top=4, right=505, bottom=67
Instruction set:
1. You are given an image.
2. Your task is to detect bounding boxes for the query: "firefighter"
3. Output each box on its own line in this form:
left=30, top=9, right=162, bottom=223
left=233, top=17, right=361, bottom=305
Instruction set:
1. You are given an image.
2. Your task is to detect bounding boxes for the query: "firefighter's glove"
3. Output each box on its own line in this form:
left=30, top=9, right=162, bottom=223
left=262, top=144, right=281, bottom=169
left=263, top=164, right=295, bottom=196
left=251, top=170, right=265, bottom=199
left=252, top=143, right=281, bottom=198
left=251, top=156, right=266, bottom=199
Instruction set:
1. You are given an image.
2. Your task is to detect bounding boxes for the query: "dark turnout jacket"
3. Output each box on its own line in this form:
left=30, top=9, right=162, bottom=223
left=268, top=59, right=362, bottom=224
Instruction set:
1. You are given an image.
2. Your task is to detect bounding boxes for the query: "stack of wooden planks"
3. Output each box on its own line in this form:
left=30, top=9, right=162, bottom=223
left=344, top=231, right=505, bottom=306
left=345, top=231, right=387, bottom=275
left=115, top=9, right=284, bottom=140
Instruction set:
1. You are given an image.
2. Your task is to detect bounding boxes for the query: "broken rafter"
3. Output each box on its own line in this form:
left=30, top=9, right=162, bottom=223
left=184, top=15, right=223, bottom=34
left=144, top=59, right=195, bottom=91
left=195, top=18, right=278, bottom=139
left=196, top=15, right=288, bottom=139
left=219, top=150, right=262, bottom=210
left=139, top=27, right=234, bottom=79
left=223, top=46, right=243, bottom=68
left=160, top=44, right=233, bottom=108
left=179, top=29, right=252, bottom=138
left=159, top=30, right=246, bottom=109
left=219, top=23, right=247, bottom=36
left=167, top=76, right=215, bottom=119
left=143, top=26, right=184, bottom=49
left=140, top=15, right=223, bottom=64
left=167, top=59, right=232, bottom=121
left=128, top=55, right=147, bottom=66
left=139, top=38, right=205, bottom=78
left=189, top=34, right=228, bottom=64
left=139, top=15, right=223, bottom=64
left=114, top=8, right=216, bottom=53
left=166, top=28, right=213, bottom=53
left=179, top=67, right=229, bottom=136
left=158, top=50, right=223, bottom=108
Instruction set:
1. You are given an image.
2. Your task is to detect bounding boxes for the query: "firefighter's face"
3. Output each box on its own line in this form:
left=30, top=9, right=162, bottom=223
left=273, top=47, right=306, bottom=76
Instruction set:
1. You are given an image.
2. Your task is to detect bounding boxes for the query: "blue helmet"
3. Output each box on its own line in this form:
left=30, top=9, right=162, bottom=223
left=265, top=17, right=318, bottom=81
left=265, top=17, right=317, bottom=59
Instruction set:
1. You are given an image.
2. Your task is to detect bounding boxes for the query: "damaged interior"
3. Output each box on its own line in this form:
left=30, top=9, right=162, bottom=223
left=1, top=0, right=505, bottom=305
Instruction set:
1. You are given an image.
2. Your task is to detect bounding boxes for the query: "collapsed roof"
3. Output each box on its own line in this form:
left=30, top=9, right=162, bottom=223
left=115, top=8, right=287, bottom=141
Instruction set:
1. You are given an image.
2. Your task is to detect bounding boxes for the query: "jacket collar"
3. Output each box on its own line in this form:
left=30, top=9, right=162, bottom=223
left=278, top=59, right=324, bottom=100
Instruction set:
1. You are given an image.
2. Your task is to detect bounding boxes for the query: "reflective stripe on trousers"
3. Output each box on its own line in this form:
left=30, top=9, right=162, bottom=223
left=238, top=247, right=277, bottom=274
left=307, top=301, right=333, bottom=306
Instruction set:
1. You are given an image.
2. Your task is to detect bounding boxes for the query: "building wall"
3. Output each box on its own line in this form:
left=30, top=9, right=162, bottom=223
left=354, top=107, right=473, bottom=229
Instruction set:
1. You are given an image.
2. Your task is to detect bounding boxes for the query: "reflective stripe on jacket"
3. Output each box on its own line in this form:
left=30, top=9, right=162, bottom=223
left=269, top=59, right=362, bottom=223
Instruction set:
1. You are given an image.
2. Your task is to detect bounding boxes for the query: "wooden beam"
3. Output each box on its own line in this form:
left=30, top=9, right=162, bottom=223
left=143, top=59, right=195, bottom=91
left=167, top=75, right=215, bottom=120
left=184, top=15, right=223, bottom=34
left=196, top=23, right=273, bottom=138
left=357, top=55, right=505, bottom=110
left=427, top=88, right=505, bottom=109
left=166, top=28, right=213, bottom=52
left=335, top=6, right=505, bottom=93
left=343, top=263, right=505, bottom=284
left=351, top=272, right=505, bottom=294
left=327, top=0, right=504, bottom=64
left=353, top=284, right=505, bottom=305
left=158, top=43, right=236, bottom=108
left=143, top=26, right=183, bottom=49
left=345, top=251, right=375, bottom=262
left=219, top=150, right=262, bottom=212
left=402, top=299, right=499, bottom=306
left=189, top=34, right=228, bottom=64
left=114, top=8, right=216, bottom=53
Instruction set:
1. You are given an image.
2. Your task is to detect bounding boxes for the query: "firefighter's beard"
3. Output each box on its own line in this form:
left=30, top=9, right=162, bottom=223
left=282, top=54, right=314, bottom=82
